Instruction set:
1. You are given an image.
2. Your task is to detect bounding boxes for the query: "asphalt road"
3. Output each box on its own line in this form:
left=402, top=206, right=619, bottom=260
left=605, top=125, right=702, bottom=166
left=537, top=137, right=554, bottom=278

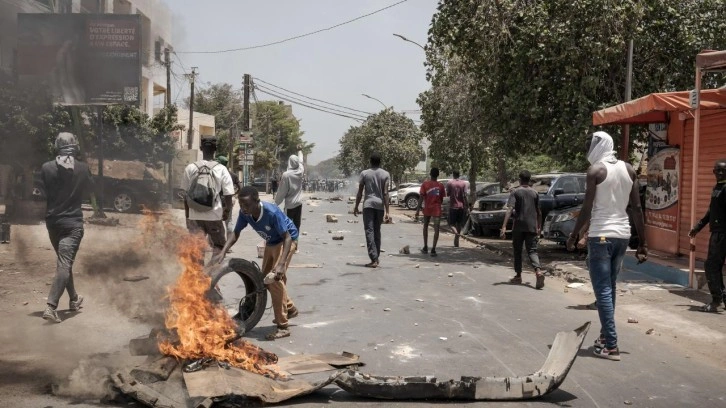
left=221, top=194, right=726, bottom=407
left=1, top=193, right=724, bottom=407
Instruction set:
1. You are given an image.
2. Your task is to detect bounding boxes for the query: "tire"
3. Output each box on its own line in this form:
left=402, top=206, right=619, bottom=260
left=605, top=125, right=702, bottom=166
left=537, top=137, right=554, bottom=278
left=208, top=258, right=267, bottom=334
left=405, top=194, right=420, bottom=210
left=112, top=190, right=136, bottom=213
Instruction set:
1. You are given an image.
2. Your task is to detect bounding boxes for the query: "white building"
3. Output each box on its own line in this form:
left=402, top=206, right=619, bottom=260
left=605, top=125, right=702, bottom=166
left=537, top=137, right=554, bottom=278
left=0, top=0, right=172, bottom=117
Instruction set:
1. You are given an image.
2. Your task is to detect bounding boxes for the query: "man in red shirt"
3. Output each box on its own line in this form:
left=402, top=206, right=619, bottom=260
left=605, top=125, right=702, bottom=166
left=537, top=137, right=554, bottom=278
left=415, top=167, right=446, bottom=257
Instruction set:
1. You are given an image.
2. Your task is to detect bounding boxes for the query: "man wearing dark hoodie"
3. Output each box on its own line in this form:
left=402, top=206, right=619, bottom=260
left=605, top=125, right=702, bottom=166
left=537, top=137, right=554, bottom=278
left=37, top=132, right=93, bottom=323
left=275, top=146, right=304, bottom=232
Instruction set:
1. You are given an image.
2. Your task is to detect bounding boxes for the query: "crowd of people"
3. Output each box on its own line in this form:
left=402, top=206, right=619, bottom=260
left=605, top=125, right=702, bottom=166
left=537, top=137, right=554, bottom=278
left=35, top=130, right=726, bottom=363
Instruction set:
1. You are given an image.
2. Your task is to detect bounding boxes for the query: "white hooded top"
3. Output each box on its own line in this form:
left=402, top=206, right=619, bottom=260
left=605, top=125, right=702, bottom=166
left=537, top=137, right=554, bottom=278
left=588, top=132, right=633, bottom=239
left=275, top=150, right=304, bottom=209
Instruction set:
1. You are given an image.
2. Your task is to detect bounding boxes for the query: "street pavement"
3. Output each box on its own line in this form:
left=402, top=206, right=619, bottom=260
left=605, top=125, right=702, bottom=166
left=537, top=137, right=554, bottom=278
left=2, top=192, right=725, bottom=407
left=215, top=193, right=726, bottom=407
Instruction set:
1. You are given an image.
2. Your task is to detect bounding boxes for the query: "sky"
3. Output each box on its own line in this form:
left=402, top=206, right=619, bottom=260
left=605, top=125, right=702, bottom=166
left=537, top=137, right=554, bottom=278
left=167, top=0, right=439, bottom=165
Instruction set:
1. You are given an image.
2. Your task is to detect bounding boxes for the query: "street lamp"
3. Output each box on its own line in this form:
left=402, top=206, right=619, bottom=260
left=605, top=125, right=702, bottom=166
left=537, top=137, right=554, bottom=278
left=393, top=33, right=425, bottom=51
left=361, top=93, right=388, bottom=110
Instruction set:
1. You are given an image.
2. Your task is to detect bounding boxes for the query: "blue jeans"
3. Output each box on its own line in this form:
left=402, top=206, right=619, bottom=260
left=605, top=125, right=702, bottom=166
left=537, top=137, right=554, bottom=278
left=588, top=237, right=629, bottom=349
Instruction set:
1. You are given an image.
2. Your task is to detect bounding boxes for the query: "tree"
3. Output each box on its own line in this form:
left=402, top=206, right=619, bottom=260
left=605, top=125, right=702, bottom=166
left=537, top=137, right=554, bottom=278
left=337, top=110, right=424, bottom=184
left=185, top=82, right=244, bottom=162
left=252, top=101, right=309, bottom=175
left=427, top=0, right=726, bottom=167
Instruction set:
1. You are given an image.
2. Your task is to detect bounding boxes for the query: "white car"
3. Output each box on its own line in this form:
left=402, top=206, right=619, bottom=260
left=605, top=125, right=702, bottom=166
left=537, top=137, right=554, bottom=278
left=397, top=184, right=422, bottom=210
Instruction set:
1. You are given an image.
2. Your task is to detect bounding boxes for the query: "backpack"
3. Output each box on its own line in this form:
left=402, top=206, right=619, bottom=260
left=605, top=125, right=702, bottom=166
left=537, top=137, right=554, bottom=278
left=186, top=161, right=219, bottom=211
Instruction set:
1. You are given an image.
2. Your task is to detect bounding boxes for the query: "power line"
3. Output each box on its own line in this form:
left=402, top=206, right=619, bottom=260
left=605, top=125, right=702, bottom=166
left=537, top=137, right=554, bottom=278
left=254, top=83, right=369, bottom=120
left=254, top=87, right=365, bottom=122
left=253, top=77, right=373, bottom=115
left=176, top=0, right=409, bottom=54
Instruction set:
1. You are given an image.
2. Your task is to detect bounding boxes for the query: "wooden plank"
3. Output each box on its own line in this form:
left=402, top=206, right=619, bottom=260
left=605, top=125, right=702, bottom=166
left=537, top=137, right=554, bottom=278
left=131, top=356, right=178, bottom=384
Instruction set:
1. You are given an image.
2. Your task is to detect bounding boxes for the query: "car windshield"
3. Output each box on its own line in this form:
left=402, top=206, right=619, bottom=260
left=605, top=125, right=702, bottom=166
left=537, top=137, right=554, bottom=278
left=531, top=177, right=554, bottom=193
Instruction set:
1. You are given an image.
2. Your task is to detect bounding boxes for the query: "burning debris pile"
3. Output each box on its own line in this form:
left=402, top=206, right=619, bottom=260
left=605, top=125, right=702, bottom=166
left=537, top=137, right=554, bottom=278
left=158, top=233, right=278, bottom=377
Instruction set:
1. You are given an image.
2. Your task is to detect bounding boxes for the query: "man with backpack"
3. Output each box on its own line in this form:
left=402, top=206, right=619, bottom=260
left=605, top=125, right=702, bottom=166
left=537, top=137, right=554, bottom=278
left=182, top=137, right=235, bottom=259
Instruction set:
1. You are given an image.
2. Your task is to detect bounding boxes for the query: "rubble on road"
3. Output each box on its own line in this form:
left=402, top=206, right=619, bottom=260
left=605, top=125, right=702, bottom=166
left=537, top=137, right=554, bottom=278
left=332, top=236, right=344, bottom=241
left=326, top=215, right=338, bottom=223
left=399, top=245, right=410, bottom=254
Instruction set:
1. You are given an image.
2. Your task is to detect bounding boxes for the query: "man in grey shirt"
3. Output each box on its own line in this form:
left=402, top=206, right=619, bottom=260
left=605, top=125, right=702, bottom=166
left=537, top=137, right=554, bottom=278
left=501, top=170, right=544, bottom=289
left=353, top=153, right=391, bottom=268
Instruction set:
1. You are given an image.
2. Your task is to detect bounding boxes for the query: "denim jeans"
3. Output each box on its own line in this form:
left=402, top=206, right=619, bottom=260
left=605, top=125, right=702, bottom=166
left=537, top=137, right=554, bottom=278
left=46, top=224, right=84, bottom=308
left=588, top=237, right=629, bottom=349
left=362, top=208, right=384, bottom=262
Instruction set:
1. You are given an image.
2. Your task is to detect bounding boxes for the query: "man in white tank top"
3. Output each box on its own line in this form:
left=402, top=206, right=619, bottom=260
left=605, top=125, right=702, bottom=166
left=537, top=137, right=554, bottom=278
left=566, top=131, right=647, bottom=361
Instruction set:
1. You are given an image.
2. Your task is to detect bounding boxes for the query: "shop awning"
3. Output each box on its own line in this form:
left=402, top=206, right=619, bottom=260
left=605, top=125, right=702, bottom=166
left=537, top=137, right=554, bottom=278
left=592, top=88, right=726, bottom=126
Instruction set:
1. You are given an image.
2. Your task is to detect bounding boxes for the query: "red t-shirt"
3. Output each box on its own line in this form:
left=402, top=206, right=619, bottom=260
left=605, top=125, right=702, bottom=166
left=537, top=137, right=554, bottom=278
left=420, top=180, right=446, bottom=217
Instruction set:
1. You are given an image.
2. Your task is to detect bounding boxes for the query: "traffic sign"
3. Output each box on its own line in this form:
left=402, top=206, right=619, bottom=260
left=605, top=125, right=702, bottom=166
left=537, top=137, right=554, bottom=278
left=245, top=154, right=255, bottom=161
left=243, top=160, right=254, bottom=166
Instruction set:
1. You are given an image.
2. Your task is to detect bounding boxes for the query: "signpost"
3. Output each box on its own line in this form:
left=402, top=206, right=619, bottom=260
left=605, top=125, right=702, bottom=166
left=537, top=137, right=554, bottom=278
left=238, top=132, right=254, bottom=187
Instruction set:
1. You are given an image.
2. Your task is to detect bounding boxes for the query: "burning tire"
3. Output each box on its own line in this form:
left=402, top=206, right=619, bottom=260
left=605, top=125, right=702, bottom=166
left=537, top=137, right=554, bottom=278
left=208, top=258, right=267, bottom=334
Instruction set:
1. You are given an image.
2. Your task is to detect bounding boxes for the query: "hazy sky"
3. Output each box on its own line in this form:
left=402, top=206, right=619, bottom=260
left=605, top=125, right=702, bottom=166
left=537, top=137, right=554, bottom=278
left=168, top=0, right=438, bottom=164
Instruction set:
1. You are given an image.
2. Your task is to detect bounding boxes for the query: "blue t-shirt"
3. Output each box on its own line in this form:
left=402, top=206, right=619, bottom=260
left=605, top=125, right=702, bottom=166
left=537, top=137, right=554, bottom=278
left=234, top=201, right=299, bottom=245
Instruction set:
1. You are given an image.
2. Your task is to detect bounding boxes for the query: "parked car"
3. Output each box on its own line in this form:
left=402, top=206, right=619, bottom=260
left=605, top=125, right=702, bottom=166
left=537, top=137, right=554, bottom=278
left=469, top=173, right=586, bottom=236
left=397, top=183, right=422, bottom=210
left=88, top=159, right=167, bottom=213
left=542, top=181, right=646, bottom=246
left=442, top=181, right=501, bottom=219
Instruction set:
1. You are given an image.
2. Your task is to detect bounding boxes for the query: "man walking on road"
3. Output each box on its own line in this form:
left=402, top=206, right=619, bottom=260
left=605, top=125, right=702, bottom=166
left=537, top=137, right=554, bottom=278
left=567, top=131, right=647, bottom=361
left=689, top=159, right=726, bottom=313
left=501, top=170, right=544, bottom=288
left=183, top=137, right=235, bottom=260
left=214, top=187, right=300, bottom=340
left=275, top=146, right=305, bottom=232
left=415, top=167, right=446, bottom=257
left=353, top=153, right=391, bottom=268
left=37, top=132, right=93, bottom=323
left=446, top=170, right=469, bottom=247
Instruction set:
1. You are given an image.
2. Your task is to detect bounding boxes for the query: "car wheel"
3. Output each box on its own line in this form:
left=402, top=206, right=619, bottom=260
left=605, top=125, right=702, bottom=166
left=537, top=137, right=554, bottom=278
left=208, top=258, right=267, bottom=334
left=405, top=195, right=420, bottom=210
left=113, top=190, right=136, bottom=213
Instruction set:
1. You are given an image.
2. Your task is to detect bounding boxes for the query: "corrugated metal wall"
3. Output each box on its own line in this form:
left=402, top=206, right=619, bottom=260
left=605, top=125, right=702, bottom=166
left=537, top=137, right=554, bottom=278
left=679, top=110, right=726, bottom=260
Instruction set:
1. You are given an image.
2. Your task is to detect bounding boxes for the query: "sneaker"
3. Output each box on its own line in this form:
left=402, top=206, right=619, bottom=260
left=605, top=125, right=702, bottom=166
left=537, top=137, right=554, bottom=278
left=700, top=302, right=720, bottom=313
left=594, top=335, right=606, bottom=348
left=69, top=295, right=84, bottom=311
left=593, top=346, right=620, bottom=361
left=509, top=275, right=522, bottom=284
left=43, top=306, right=61, bottom=323
left=420, top=247, right=429, bottom=254
left=535, top=273, right=545, bottom=290
left=454, top=236, right=460, bottom=247
left=430, top=249, right=437, bottom=257
left=586, top=301, right=598, bottom=310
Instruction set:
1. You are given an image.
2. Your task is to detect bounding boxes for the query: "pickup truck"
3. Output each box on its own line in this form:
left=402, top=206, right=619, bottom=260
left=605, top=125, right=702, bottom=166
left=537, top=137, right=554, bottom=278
left=469, top=173, right=586, bottom=236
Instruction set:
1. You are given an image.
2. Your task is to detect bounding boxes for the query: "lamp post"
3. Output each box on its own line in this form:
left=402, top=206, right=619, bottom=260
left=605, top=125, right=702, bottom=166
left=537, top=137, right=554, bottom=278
left=393, top=33, right=425, bottom=51
left=361, top=93, right=388, bottom=110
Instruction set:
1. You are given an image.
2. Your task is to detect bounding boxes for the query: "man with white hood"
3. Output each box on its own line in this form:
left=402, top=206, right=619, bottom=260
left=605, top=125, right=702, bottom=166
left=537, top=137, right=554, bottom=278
left=275, top=146, right=305, bottom=232
left=567, top=131, right=647, bottom=361
left=36, top=132, right=94, bottom=323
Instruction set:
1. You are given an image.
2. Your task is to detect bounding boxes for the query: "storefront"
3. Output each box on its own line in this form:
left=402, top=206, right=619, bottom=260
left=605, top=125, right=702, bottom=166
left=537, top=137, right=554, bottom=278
left=592, top=89, right=726, bottom=261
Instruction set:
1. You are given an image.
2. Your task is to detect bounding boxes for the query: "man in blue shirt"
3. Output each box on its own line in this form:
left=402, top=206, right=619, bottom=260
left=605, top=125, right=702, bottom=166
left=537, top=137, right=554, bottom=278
left=214, top=186, right=299, bottom=340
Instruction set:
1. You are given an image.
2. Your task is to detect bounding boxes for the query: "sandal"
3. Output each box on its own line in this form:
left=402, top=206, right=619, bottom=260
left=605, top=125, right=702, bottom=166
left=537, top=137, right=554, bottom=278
left=265, top=328, right=291, bottom=340
left=700, top=302, right=720, bottom=313
left=535, top=273, right=545, bottom=290
left=509, top=275, right=522, bottom=284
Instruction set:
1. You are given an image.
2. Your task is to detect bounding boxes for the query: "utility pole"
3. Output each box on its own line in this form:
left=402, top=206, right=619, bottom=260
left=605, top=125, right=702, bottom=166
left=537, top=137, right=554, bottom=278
left=242, top=74, right=251, bottom=186
left=164, top=48, right=171, bottom=107
left=186, top=67, right=198, bottom=150
left=622, top=39, right=634, bottom=160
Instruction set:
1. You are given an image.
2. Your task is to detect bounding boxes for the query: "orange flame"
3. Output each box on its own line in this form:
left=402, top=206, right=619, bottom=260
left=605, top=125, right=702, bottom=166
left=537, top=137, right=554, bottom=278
left=158, top=225, right=279, bottom=376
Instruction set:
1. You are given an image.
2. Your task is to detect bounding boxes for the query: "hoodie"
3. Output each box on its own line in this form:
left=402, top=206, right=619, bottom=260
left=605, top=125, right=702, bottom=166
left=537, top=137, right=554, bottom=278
left=275, top=150, right=304, bottom=209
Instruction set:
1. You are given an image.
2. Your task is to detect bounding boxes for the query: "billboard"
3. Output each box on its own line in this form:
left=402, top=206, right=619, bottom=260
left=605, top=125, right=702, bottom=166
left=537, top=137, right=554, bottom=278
left=645, top=147, right=679, bottom=230
left=17, top=13, right=141, bottom=106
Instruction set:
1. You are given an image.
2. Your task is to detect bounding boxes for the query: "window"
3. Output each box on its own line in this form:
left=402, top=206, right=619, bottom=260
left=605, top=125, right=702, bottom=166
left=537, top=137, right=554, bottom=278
left=531, top=177, right=554, bottom=193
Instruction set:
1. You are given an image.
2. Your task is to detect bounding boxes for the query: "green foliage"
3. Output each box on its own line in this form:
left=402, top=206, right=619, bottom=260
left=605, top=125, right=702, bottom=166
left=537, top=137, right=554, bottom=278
left=100, top=104, right=181, bottom=164
left=337, top=110, right=424, bottom=183
left=426, top=0, right=726, bottom=167
left=252, top=101, right=308, bottom=173
left=186, top=83, right=244, bottom=160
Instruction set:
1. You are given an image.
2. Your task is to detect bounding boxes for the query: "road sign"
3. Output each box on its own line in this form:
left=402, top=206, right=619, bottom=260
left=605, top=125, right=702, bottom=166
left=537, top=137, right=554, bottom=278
left=690, top=89, right=699, bottom=109
left=245, top=148, right=254, bottom=155
left=243, top=160, right=254, bottom=166
left=245, top=154, right=255, bottom=161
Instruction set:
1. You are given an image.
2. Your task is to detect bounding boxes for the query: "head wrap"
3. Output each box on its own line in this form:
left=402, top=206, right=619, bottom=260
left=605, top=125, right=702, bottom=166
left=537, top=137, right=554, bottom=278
left=287, top=154, right=304, bottom=175
left=55, top=132, right=79, bottom=170
left=587, top=131, right=617, bottom=165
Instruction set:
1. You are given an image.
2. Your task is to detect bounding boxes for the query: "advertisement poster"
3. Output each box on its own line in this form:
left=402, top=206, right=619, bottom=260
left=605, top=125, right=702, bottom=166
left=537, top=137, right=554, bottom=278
left=645, top=147, right=679, bottom=230
left=17, top=14, right=141, bottom=106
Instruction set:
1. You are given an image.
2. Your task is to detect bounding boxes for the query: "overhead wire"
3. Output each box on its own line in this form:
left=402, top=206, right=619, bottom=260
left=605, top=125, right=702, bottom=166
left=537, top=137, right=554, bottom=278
left=253, top=77, right=373, bottom=115
left=254, top=86, right=365, bottom=122
left=254, top=83, right=369, bottom=120
left=175, top=0, right=409, bottom=54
